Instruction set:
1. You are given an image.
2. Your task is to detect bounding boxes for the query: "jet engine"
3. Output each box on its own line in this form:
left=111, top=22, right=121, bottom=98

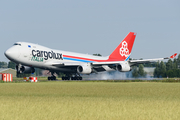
left=77, top=63, right=92, bottom=74
left=116, top=63, right=131, bottom=72
left=16, top=65, right=35, bottom=74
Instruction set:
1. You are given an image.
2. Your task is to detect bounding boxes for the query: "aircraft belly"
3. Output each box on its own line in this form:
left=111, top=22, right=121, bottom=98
left=102, top=65, right=115, bottom=72
left=45, top=65, right=76, bottom=72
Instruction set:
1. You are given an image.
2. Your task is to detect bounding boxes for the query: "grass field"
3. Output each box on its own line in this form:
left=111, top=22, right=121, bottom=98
left=0, top=82, right=180, bottom=120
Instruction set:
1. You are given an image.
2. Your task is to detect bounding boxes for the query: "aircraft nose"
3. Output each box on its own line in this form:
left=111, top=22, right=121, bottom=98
left=4, top=49, right=13, bottom=60
left=4, top=47, right=19, bottom=60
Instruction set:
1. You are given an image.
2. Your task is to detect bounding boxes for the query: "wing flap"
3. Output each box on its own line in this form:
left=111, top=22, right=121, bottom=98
left=92, top=61, right=121, bottom=66
left=51, top=62, right=83, bottom=67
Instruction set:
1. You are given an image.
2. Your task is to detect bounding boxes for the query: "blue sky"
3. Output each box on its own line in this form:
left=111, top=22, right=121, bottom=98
left=1, top=0, right=180, bottom=62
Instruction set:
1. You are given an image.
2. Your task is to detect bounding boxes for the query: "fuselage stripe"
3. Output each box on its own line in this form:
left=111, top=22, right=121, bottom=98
left=63, top=55, right=126, bottom=62
left=125, top=55, right=130, bottom=61
left=63, top=57, right=93, bottom=63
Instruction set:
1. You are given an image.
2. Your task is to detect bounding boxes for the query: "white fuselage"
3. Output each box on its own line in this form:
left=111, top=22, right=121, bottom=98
left=5, top=42, right=115, bottom=73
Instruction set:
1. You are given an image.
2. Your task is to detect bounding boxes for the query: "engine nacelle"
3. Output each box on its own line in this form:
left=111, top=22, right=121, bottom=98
left=116, top=63, right=131, bottom=72
left=77, top=63, right=92, bottom=74
left=19, top=66, right=35, bottom=74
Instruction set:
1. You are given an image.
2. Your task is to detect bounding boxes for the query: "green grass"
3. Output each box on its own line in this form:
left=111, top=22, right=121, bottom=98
left=11, top=77, right=180, bottom=83
left=0, top=82, right=180, bottom=120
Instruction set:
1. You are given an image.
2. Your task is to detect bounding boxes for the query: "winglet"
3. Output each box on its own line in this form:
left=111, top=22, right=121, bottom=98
left=170, top=53, right=177, bottom=59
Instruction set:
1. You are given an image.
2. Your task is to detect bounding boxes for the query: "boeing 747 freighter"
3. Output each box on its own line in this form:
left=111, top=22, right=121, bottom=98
left=4, top=32, right=177, bottom=80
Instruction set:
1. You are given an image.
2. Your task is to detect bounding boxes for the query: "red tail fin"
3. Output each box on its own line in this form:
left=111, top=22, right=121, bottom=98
left=108, top=32, right=136, bottom=61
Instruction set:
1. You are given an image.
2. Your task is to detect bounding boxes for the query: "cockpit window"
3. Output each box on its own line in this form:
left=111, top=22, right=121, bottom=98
left=14, top=43, right=21, bottom=46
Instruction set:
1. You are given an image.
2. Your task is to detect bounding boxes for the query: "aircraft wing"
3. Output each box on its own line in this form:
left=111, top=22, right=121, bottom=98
left=129, top=53, right=177, bottom=66
left=50, top=53, right=177, bottom=67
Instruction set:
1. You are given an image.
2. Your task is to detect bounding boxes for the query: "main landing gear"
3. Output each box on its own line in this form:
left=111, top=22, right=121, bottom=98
left=62, top=76, right=82, bottom=80
left=47, top=72, right=83, bottom=81
left=48, top=71, right=56, bottom=80
left=48, top=75, right=56, bottom=80
left=62, top=73, right=82, bottom=80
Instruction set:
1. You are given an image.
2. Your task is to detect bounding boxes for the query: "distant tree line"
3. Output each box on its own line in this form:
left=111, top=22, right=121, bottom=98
left=154, top=54, right=180, bottom=78
left=130, top=54, right=180, bottom=78
left=0, top=61, right=15, bottom=69
left=132, top=64, right=147, bottom=78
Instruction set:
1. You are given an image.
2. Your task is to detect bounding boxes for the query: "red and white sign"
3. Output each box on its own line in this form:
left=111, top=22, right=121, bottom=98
left=0, top=73, right=13, bottom=82
left=23, top=77, right=29, bottom=81
left=29, top=77, right=38, bottom=82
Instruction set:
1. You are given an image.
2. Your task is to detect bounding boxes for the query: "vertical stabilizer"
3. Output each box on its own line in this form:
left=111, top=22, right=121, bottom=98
left=108, top=32, right=136, bottom=61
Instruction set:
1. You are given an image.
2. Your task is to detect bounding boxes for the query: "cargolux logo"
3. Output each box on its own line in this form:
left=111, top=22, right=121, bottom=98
left=119, top=41, right=129, bottom=57
left=32, top=50, right=63, bottom=60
